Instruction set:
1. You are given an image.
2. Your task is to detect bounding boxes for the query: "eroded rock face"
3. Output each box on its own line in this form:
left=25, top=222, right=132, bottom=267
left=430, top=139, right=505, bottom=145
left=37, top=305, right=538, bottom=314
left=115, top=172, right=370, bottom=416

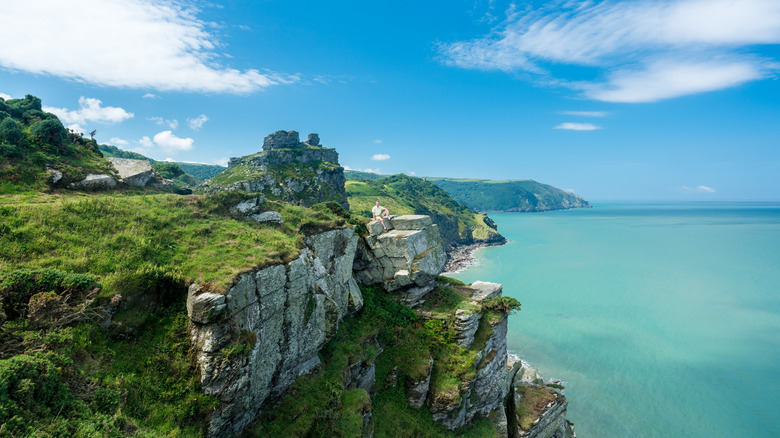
left=107, top=157, right=155, bottom=187
left=68, top=174, right=117, bottom=189
left=263, top=130, right=301, bottom=150
left=353, top=215, right=447, bottom=306
left=187, top=227, right=362, bottom=438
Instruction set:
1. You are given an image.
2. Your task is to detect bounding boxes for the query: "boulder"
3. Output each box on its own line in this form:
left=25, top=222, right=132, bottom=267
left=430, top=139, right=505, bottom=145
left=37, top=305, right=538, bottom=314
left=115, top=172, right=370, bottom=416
left=305, top=133, right=320, bottom=146
left=251, top=211, right=283, bottom=224
left=68, top=174, right=117, bottom=190
left=107, top=157, right=155, bottom=187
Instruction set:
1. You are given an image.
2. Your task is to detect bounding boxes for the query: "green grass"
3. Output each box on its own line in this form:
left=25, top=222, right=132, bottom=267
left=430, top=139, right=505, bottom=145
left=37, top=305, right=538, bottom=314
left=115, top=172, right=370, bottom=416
left=0, top=191, right=350, bottom=293
left=514, top=385, right=559, bottom=431
left=0, top=304, right=216, bottom=437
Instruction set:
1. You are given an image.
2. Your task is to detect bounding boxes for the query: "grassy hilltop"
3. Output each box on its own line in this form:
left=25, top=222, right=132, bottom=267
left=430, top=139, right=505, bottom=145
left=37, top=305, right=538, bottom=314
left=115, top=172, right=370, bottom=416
left=428, top=177, right=590, bottom=212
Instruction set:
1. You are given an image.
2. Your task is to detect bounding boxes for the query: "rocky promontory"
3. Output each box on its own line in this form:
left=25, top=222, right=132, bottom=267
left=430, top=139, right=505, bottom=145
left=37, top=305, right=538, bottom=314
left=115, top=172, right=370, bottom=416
left=199, top=130, right=349, bottom=209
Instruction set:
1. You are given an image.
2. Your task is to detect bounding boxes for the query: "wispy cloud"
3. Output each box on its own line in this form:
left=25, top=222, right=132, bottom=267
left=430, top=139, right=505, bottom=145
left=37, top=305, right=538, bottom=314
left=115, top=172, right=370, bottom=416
left=373, top=139, right=382, bottom=144
left=560, top=111, right=609, bottom=117
left=440, top=0, right=780, bottom=102
left=148, top=116, right=179, bottom=130
left=371, top=153, right=391, bottom=161
left=680, top=184, right=717, bottom=193
left=554, top=122, right=601, bottom=131
left=187, top=114, right=208, bottom=130
left=109, top=137, right=129, bottom=146
left=0, top=0, right=297, bottom=93
left=0, top=92, right=11, bottom=100
left=44, top=97, right=134, bottom=125
left=142, top=93, right=159, bottom=99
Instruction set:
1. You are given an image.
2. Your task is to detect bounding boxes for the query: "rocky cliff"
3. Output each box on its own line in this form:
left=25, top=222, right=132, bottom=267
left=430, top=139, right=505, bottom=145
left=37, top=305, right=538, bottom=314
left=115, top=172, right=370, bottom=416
left=199, top=130, right=349, bottom=209
left=187, top=226, right=362, bottom=437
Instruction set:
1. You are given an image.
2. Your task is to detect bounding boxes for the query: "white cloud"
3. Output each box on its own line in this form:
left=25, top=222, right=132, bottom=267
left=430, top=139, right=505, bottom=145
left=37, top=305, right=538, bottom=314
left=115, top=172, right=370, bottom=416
left=153, top=130, right=194, bottom=152
left=696, top=185, right=716, bottom=193
left=560, top=111, right=609, bottom=117
left=0, top=92, right=11, bottom=100
left=409, top=171, right=417, bottom=176
left=342, top=165, right=352, bottom=171
left=44, top=97, right=133, bottom=125
left=440, top=0, right=780, bottom=102
left=139, top=136, right=154, bottom=148
left=363, top=168, right=380, bottom=174
left=554, top=122, right=601, bottom=131
left=187, top=114, right=208, bottom=130
left=67, top=124, right=85, bottom=135
left=213, top=157, right=229, bottom=167
left=148, top=116, right=179, bottom=130
left=0, top=0, right=297, bottom=93
left=109, top=137, right=129, bottom=146
left=142, top=93, right=159, bottom=99
left=371, top=154, right=391, bottom=161
left=373, top=139, right=382, bottom=144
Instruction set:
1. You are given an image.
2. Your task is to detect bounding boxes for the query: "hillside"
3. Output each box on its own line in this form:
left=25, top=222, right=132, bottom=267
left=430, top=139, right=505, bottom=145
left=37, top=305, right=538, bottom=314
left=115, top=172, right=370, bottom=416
left=428, top=178, right=590, bottom=212
left=346, top=174, right=505, bottom=249
left=0, top=95, right=114, bottom=193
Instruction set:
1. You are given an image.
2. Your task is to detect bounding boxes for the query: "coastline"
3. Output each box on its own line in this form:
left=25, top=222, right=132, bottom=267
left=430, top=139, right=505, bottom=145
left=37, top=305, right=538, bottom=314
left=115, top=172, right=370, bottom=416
left=443, top=240, right=505, bottom=274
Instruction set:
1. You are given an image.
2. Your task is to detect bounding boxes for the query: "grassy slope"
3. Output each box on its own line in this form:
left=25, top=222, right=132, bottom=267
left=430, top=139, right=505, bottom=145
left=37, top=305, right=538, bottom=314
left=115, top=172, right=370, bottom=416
left=346, top=174, right=504, bottom=248
left=427, top=178, right=590, bottom=212
left=0, top=96, right=114, bottom=194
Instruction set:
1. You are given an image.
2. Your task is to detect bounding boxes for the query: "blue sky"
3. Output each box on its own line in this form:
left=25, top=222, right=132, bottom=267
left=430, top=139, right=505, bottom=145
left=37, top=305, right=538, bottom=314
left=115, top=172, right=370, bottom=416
left=1, top=0, right=779, bottom=201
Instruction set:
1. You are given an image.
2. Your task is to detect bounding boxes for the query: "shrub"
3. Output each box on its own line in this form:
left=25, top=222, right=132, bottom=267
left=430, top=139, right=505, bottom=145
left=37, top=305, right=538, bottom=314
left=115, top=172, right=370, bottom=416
left=0, top=118, right=22, bottom=146
left=30, top=118, right=67, bottom=147
left=0, top=143, right=20, bottom=158
left=0, top=352, right=72, bottom=429
left=481, top=296, right=521, bottom=314
left=152, top=162, right=185, bottom=179
left=0, top=268, right=100, bottom=319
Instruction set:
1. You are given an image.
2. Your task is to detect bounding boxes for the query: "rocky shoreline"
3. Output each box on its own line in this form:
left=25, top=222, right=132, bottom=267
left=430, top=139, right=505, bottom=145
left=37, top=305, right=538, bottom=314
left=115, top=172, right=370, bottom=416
left=444, top=240, right=506, bottom=274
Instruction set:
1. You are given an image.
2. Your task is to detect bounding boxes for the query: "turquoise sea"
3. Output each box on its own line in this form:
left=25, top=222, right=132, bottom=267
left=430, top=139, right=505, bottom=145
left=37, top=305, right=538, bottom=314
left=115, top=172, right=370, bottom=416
left=451, top=203, right=780, bottom=437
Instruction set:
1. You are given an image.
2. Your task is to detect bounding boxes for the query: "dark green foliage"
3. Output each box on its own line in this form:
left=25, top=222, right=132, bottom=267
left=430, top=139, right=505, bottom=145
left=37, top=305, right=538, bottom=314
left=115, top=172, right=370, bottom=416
left=30, top=118, right=67, bottom=147
left=0, top=268, right=100, bottom=319
left=344, top=170, right=384, bottom=180
left=428, top=178, right=590, bottom=212
left=0, top=118, right=22, bottom=145
left=481, top=296, right=522, bottom=315
left=103, top=264, right=186, bottom=307
left=152, top=162, right=185, bottom=179
left=98, top=144, right=152, bottom=161
left=176, top=162, right=226, bottom=181
left=5, top=94, right=42, bottom=113
left=0, top=143, right=20, bottom=158
left=0, top=352, right=72, bottom=432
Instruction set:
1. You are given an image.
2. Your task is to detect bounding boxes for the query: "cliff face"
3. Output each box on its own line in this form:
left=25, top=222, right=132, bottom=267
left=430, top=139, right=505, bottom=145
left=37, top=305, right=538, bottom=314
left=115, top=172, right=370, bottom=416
left=200, top=130, right=349, bottom=209
left=187, top=226, right=362, bottom=437
left=187, top=211, right=573, bottom=437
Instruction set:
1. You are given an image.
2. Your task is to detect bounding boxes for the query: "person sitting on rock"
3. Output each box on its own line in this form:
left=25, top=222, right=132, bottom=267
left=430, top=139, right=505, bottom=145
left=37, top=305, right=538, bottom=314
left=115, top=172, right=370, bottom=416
left=372, top=200, right=390, bottom=230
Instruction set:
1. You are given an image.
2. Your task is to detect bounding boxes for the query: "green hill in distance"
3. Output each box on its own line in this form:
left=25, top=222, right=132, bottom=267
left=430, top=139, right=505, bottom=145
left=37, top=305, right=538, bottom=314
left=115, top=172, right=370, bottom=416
left=427, top=177, right=591, bottom=212
left=346, top=174, right=505, bottom=249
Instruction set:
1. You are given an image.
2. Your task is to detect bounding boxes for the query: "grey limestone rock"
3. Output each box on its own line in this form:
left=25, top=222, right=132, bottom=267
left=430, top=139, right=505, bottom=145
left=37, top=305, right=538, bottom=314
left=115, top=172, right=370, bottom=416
left=470, top=281, right=503, bottom=301
left=405, top=357, right=433, bottom=409
left=45, top=166, right=62, bottom=184
left=354, top=215, right=446, bottom=306
left=107, top=157, right=155, bottom=187
left=263, top=130, right=301, bottom=150
left=305, top=133, right=320, bottom=146
left=187, top=226, right=361, bottom=438
left=453, top=309, right=481, bottom=348
left=251, top=210, right=283, bottom=224
left=68, top=174, right=117, bottom=189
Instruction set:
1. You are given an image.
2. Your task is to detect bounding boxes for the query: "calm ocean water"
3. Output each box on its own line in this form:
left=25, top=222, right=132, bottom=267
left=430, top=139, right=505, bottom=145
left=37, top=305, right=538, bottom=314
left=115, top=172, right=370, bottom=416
left=451, top=203, right=780, bottom=438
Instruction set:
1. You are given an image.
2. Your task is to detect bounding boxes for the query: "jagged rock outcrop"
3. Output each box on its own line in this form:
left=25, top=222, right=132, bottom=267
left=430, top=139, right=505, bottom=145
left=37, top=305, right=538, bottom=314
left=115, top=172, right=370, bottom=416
left=107, top=157, right=156, bottom=187
left=187, top=227, right=362, bottom=437
left=202, top=130, right=348, bottom=209
left=427, top=294, right=511, bottom=430
left=68, top=173, right=117, bottom=189
left=353, top=215, right=447, bottom=306
left=506, top=363, right=574, bottom=438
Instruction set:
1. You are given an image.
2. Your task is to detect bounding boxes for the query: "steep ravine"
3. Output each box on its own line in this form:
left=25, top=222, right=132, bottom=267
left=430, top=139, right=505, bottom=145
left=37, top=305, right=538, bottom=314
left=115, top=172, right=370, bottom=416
left=187, top=214, right=574, bottom=437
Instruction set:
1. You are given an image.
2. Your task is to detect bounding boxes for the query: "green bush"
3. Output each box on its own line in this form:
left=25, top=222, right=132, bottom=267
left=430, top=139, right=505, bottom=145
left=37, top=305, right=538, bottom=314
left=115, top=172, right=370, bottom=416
left=0, top=143, right=20, bottom=158
left=152, top=162, right=185, bottom=179
left=30, top=118, right=67, bottom=147
left=0, top=268, right=100, bottom=319
left=481, top=296, right=521, bottom=314
left=0, top=118, right=22, bottom=146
